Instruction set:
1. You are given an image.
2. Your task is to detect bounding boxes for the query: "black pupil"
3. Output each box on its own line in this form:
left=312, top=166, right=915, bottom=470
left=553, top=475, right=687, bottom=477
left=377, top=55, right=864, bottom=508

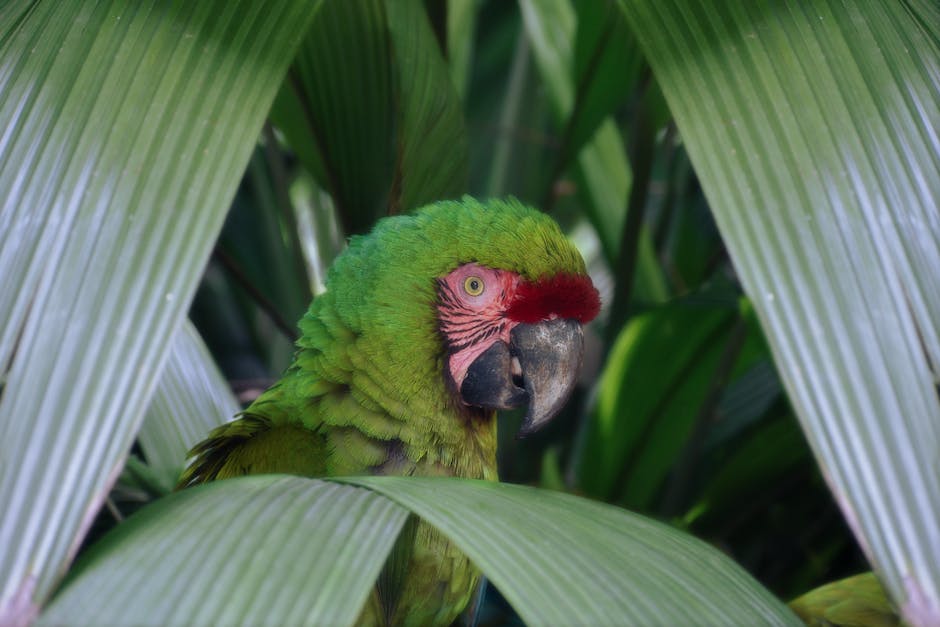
left=470, top=280, right=479, bottom=291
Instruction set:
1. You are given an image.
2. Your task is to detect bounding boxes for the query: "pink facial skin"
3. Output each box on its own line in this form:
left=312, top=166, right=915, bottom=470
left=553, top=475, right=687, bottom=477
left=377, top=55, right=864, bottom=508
left=437, top=262, right=601, bottom=396
left=437, top=263, right=521, bottom=391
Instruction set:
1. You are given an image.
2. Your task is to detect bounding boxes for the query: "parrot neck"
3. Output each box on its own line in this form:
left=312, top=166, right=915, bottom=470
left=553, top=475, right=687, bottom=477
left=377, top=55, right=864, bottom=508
left=366, top=404, right=499, bottom=480
left=258, top=323, right=500, bottom=481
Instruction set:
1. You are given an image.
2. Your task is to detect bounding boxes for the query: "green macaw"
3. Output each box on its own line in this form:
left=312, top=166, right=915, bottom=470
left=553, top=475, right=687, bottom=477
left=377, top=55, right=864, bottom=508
left=178, top=197, right=600, bottom=626
left=789, top=572, right=901, bottom=627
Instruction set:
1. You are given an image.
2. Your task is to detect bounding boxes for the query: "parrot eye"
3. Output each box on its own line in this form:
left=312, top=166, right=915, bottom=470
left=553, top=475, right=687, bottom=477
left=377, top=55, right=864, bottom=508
left=463, top=276, right=485, bottom=296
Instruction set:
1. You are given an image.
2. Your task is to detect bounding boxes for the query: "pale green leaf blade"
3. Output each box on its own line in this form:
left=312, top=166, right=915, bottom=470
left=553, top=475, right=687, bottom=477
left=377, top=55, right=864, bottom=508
left=572, top=121, right=631, bottom=261
left=290, top=172, right=345, bottom=296
left=346, top=476, right=799, bottom=626
left=40, top=477, right=406, bottom=627
left=0, top=0, right=313, bottom=618
left=138, top=321, right=240, bottom=491
left=620, top=1, right=940, bottom=622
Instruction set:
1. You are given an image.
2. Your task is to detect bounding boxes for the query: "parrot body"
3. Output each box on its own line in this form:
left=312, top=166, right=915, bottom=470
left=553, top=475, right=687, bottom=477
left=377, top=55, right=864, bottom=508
left=179, top=197, right=599, bottom=625
left=790, top=572, right=900, bottom=627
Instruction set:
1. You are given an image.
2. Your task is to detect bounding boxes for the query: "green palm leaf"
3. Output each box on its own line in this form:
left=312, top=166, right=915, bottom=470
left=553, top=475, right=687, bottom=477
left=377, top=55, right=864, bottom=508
left=620, top=1, right=940, bottom=622
left=270, top=0, right=467, bottom=233
left=43, top=476, right=798, bottom=626
left=0, top=1, right=313, bottom=619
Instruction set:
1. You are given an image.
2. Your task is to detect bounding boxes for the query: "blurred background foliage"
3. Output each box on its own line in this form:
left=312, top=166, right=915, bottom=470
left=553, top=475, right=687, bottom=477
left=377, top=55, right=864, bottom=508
left=9, top=0, right=938, bottom=624
left=98, top=0, right=865, bottom=614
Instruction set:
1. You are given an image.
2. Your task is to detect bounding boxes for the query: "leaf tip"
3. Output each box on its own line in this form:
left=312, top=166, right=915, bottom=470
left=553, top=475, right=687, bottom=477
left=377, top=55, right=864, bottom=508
left=0, top=575, right=39, bottom=627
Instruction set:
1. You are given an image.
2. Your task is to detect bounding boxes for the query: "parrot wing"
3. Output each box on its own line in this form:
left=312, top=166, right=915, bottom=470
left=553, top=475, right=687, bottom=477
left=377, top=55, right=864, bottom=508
left=176, top=413, right=326, bottom=488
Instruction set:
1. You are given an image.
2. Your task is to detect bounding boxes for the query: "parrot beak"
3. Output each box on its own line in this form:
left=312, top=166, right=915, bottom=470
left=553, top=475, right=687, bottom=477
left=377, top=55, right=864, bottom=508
left=511, top=319, right=584, bottom=436
left=459, top=318, right=584, bottom=436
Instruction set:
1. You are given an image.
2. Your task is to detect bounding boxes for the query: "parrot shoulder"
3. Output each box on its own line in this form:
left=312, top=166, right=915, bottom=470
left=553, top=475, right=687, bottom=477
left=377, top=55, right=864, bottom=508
left=176, top=413, right=326, bottom=488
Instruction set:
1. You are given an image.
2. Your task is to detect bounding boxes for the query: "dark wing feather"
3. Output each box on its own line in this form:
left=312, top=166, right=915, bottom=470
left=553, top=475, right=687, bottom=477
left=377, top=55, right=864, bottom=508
left=176, top=413, right=326, bottom=489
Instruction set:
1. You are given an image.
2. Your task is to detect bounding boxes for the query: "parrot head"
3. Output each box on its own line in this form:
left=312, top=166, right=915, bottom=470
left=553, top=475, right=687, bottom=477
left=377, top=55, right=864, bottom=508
left=437, top=260, right=598, bottom=435
left=307, top=196, right=600, bottom=441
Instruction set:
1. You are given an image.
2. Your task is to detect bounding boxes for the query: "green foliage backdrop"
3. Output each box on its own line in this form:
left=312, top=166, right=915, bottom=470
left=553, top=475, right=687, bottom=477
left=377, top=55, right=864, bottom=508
left=1, top=0, right=937, bottom=625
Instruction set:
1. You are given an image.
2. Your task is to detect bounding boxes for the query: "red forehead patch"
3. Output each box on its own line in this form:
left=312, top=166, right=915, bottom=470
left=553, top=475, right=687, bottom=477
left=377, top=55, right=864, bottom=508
left=505, top=273, right=601, bottom=324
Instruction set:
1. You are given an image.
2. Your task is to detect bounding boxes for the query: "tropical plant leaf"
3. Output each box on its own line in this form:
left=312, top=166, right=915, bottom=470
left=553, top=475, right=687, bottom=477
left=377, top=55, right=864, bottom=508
left=290, top=172, right=345, bottom=296
left=576, top=296, right=741, bottom=506
left=40, top=477, right=407, bottom=627
left=270, top=0, right=392, bottom=234
left=0, top=0, right=314, bottom=619
left=230, top=143, right=313, bottom=331
left=620, top=1, right=940, bottom=622
left=138, top=321, right=240, bottom=492
left=518, top=0, right=667, bottom=304
left=270, top=0, right=467, bottom=233
left=518, top=0, right=625, bottom=258
left=705, top=359, right=782, bottom=448
left=346, top=476, right=800, bottom=626
left=40, top=475, right=801, bottom=625
left=385, top=1, right=469, bottom=214
left=445, top=0, right=478, bottom=100
left=568, top=0, right=642, bottom=167
left=482, top=24, right=532, bottom=198
left=689, top=415, right=809, bottom=527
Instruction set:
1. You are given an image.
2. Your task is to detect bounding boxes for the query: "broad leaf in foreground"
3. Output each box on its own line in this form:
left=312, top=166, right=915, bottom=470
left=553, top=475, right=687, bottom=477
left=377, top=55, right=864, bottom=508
left=0, top=1, right=314, bottom=619
left=346, top=477, right=799, bottom=626
left=40, top=477, right=406, bottom=627
left=620, top=2, right=940, bottom=622
left=44, top=476, right=799, bottom=626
